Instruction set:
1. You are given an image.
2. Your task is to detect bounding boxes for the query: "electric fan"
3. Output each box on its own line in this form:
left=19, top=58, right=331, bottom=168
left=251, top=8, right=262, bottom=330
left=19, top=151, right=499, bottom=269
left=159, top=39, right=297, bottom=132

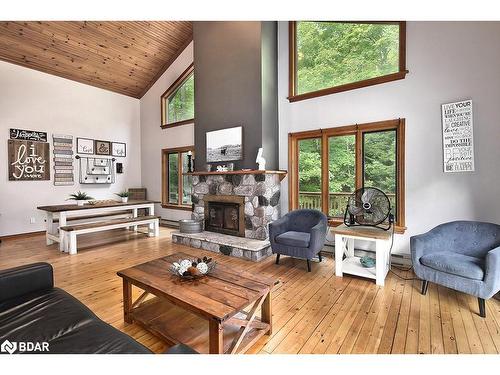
left=343, top=187, right=394, bottom=230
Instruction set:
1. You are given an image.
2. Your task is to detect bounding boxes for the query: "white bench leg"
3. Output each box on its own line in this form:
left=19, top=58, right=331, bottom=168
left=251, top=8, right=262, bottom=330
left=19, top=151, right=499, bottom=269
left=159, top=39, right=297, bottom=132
left=335, top=234, right=343, bottom=277
left=148, top=221, right=154, bottom=237
left=68, top=232, right=77, bottom=255
left=46, top=213, right=54, bottom=245
left=58, top=212, right=67, bottom=252
left=132, top=208, right=138, bottom=231
left=154, top=220, right=159, bottom=237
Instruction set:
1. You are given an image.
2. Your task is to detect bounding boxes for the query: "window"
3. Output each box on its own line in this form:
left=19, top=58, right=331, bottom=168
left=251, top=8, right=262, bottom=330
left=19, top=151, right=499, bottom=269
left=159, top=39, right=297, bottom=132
left=288, top=21, right=407, bottom=102
left=162, top=146, right=194, bottom=210
left=161, top=63, right=194, bottom=128
left=288, top=119, right=405, bottom=232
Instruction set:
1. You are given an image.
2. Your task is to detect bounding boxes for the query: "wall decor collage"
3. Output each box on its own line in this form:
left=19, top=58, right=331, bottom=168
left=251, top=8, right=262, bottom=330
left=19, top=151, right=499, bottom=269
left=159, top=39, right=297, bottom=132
left=7, top=128, right=127, bottom=185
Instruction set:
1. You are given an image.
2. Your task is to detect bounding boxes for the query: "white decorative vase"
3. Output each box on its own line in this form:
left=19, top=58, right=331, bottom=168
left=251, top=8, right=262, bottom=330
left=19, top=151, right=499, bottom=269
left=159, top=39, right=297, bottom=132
left=76, top=200, right=85, bottom=206
left=121, top=197, right=128, bottom=203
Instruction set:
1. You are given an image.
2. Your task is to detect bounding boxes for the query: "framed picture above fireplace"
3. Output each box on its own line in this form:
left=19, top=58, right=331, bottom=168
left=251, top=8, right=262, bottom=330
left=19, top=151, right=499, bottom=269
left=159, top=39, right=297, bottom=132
left=206, top=126, right=243, bottom=163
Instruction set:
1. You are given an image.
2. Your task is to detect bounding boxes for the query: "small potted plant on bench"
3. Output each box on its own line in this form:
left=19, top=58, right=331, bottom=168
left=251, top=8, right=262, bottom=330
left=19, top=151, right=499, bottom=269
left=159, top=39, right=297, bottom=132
left=68, top=191, right=94, bottom=206
left=115, top=191, right=130, bottom=203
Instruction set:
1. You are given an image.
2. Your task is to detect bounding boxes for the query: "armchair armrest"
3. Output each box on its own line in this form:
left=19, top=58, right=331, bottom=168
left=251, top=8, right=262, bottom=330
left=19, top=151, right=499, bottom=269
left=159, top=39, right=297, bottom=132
left=308, top=220, right=327, bottom=251
left=410, top=230, right=443, bottom=265
left=484, top=246, right=500, bottom=294
left=0, top=262, right=54, bottom=303
left=268, top=215, right=290, bottom=242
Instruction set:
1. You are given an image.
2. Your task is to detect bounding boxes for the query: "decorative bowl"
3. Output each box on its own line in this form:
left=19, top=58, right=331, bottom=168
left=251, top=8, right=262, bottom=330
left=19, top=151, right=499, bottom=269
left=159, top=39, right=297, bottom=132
left=169, top=257, right=216, bottom=280
left=360, top=256, right=376, bottom=268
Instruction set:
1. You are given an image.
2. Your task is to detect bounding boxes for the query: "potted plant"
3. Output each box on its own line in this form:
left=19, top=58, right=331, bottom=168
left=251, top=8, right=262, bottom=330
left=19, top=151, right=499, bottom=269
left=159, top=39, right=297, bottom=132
left=68, top=191, right=94, bottom=206
left=115, top=191, right=129, bottom=203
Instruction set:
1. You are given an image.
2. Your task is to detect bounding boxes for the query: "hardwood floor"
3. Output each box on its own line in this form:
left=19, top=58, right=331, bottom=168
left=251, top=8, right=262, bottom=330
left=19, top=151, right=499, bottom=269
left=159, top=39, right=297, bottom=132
left=1, top=227, right=500, bottom=354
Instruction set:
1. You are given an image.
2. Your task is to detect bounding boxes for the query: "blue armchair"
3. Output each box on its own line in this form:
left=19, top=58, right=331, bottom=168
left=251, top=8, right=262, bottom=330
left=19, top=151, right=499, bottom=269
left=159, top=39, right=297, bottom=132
left=411, top=220, right=500, bottom=317
left=268, top=209, right=328, bottom=272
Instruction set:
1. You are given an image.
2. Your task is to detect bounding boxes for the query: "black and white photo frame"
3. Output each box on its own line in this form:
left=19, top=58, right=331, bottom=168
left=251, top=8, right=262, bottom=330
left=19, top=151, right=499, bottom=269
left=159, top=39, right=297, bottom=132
left=76, top=137, right=94, bottom=154
left=112, top=142, right=126, bottom=157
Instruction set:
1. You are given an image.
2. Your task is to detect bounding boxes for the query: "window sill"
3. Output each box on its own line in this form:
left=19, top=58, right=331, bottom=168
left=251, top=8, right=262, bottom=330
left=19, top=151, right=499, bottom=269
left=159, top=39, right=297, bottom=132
left=161, top=204, right=193, bottom=211
left=288, top=71, right=409, bottom=103
left=328, top=219, right=406, bottom=234
left=160, top=118, right=195, bottom=129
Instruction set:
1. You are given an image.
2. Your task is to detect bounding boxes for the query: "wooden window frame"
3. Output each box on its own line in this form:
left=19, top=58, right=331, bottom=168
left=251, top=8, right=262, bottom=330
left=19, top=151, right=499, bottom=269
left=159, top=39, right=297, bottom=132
left=160, top=63, right=195, bottom=129
left=288, top=21, right=408, bottom=103
left=161, top=146, right=195, bottom=210
left=288, top=119, right=406, bottom=233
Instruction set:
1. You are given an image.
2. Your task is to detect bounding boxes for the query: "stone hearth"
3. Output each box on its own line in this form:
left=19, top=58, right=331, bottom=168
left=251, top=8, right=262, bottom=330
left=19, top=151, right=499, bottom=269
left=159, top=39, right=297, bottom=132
left=190, top=172, right=282, bottom=240
left=172, top=231, right=272, bottom=262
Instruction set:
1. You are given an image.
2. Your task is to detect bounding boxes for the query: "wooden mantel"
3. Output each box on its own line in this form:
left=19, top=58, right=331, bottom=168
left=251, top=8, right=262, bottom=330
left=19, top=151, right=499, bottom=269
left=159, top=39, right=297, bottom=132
left=184, top=170, right=287, bottom=181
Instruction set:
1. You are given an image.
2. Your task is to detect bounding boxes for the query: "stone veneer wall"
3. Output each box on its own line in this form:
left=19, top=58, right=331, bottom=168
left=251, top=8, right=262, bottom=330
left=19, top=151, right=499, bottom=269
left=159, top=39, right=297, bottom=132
left=191, top=173, right=281, bottom=240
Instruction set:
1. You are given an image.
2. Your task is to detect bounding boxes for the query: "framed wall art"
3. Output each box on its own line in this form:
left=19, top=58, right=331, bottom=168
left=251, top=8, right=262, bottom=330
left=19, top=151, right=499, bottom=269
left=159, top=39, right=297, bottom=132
left=77, top=137, right=94, bottom=154
left=112, top=142, right=126, bottom=157
left=206, top=126, right=243, bottom=163
left=8, top=139, right=50, bottom=181
left=95, top=140, right=111, bottom=156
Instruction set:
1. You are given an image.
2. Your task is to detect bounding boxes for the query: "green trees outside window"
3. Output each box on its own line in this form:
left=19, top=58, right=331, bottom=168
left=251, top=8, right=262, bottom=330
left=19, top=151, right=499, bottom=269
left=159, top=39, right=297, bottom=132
left=167, top=72, right=194, bottom=124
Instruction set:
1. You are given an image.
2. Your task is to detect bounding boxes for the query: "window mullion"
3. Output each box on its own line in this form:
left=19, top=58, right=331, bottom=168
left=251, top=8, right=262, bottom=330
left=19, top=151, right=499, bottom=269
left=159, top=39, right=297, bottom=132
left=355, top=129, right=363, bottom=190
left=321, top=133, right=329, bottom=217
left=178, top=152, right=183, bottom=206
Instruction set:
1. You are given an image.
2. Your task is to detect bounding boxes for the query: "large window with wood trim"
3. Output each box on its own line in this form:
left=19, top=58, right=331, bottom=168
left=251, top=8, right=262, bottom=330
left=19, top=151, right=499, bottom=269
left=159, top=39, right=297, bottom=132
left=288, top=119, right=405, bottom=232
left=161, top=63, right=194, bottom=128
left=288, top=21, right=407, bottom=102
left=162, top=146, right=194, bottom=210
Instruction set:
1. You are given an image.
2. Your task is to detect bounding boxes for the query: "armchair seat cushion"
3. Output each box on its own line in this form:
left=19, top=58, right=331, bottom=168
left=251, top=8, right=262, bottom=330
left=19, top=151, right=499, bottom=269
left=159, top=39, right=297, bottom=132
left=420, top=252, right=485, bottom=281
left=275, top=231, right=310, bottom=248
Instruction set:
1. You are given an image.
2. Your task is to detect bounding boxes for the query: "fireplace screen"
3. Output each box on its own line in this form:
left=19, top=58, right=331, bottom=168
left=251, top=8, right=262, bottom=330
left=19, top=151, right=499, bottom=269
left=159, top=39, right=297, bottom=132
left=205, top=199, right=244, bottom=237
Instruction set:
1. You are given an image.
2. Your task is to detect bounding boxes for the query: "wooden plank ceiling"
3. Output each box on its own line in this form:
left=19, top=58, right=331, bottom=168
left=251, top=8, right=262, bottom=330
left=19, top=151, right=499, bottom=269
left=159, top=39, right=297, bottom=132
left=0, top=21, right=193, bottom=98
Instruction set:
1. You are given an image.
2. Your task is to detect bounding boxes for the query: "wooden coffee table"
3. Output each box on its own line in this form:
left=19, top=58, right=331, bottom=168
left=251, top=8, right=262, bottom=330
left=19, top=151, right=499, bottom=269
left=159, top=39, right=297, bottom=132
left=117, top=252, right=275, bottom=354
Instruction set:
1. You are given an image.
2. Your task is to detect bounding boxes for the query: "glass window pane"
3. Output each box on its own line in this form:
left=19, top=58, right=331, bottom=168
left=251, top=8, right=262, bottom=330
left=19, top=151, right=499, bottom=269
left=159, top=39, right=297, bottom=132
left=298, top=138, right=322, bottom=211
left=328, top=135, right=355, bottom=218
left=167, top=72, right=194, bottom=124
left=363, top=130, right=397, bottom=217
left=168, top=153, right=179, bottom=204
left=296, top=22, right=400, bottom=95
left=181, top=152, right=192, bottom=205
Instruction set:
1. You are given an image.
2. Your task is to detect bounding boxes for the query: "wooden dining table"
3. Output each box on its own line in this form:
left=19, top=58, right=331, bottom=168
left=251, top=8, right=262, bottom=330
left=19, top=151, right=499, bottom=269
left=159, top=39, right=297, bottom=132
left=37, top=200, right=159, bottom=252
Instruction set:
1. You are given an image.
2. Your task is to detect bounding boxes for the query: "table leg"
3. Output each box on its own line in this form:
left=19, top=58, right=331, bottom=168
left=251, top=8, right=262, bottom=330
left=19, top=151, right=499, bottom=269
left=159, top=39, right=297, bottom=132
left=46, top=213, right=54, bottom=245
left=346, top=238, right=355, bottom=258
left=58, top=212, right=67, bottom=252
left=261, top=290, right=272, bottom=335
left=148, top=203, right=155, bottom=216
left=132, top=208, right=138, bottom=231
left=335, top=234, right=343, bottom=277
left=123, top=279, right=133, bottom=324
left=209, top=319, right=224, bottom=354
left=375, top=239, right=386, bottom=286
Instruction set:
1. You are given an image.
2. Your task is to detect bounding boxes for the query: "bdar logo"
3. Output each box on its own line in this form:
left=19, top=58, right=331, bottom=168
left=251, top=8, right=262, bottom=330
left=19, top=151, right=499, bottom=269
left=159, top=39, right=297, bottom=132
left=1, top=340, right=17, bottom=354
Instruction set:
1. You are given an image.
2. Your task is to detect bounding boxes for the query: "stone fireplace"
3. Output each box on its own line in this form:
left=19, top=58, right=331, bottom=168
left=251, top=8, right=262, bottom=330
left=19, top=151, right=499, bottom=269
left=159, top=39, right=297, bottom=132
left=190, top=172, right=282, bottom=240
left=172, top=170, right=286, bottom=262
left=204, top=195, right=245, bottom=237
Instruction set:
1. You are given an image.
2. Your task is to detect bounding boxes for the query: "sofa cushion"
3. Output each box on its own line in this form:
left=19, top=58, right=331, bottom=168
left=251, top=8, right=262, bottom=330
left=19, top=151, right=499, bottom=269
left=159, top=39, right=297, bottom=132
left=275, top=231, right=310, bottom=248
left=0, top=287, right=151, bottom=354
left=420, top=252, right=485, bottom=281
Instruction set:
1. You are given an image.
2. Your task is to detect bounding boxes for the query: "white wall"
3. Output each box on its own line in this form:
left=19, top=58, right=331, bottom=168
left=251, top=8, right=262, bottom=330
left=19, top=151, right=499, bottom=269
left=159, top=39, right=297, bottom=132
left=140, top=42, right=194, bottom=222
left=278, top=21, right=500, bottom=255
left=0, top=61, right=141, bottom=236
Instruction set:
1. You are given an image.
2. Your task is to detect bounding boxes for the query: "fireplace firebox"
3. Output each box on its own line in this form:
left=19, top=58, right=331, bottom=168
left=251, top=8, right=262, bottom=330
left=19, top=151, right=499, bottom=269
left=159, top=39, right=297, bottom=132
left=204, top=195, right=245, bottom=237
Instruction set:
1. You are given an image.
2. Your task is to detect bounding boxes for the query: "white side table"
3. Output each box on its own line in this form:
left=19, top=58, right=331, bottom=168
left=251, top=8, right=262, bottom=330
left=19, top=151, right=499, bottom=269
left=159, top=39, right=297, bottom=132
left=332, top=224, right=392, bottom=286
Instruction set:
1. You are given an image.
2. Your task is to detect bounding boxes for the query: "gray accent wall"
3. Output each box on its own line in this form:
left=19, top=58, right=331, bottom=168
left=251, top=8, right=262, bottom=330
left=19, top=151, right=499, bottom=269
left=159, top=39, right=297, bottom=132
left=193, top=21, right=278, bottom=170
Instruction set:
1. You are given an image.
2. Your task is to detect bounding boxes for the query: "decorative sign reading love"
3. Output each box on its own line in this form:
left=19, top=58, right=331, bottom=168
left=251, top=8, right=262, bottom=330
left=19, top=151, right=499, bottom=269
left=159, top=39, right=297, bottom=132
left=8, top=140, right=50, bottom=181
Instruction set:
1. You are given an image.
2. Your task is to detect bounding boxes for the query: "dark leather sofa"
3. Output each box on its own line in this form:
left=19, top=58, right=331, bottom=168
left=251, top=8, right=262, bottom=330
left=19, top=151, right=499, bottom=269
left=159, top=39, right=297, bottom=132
left=0, top=262, right=196, bottom=354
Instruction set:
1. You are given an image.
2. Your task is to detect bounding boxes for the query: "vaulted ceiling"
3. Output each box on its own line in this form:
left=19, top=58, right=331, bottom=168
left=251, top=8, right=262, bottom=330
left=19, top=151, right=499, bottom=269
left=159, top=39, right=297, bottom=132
left=0, top=21, right=193, bottom=98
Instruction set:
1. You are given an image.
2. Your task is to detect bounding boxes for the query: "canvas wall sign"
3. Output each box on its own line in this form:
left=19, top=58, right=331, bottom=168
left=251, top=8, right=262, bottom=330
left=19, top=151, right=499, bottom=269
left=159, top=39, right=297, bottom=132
left=8, top=139, right=50, bottom=181
left=10, top=128, right=47, bottom=142
left=53, top=134, right=74, bottom=186
left=441, top=99, right=474, bottom=173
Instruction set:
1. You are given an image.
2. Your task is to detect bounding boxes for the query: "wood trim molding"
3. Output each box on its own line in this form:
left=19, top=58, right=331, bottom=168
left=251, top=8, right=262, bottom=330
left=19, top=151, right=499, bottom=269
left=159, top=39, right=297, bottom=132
left=0, top=230, right=46, bottom=240
left=288, top=118, right=406, bottom=232
left=160, top=62, right=194, bottom=128
left=161, top=145, right=195, bottom=210
left=288, top=21, right=408, bottom=102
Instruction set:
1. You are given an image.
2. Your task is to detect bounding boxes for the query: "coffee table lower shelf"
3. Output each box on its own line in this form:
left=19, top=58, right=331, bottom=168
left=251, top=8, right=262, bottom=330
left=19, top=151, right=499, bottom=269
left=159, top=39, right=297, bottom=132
left=129, top=296, right=269, bottom=354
